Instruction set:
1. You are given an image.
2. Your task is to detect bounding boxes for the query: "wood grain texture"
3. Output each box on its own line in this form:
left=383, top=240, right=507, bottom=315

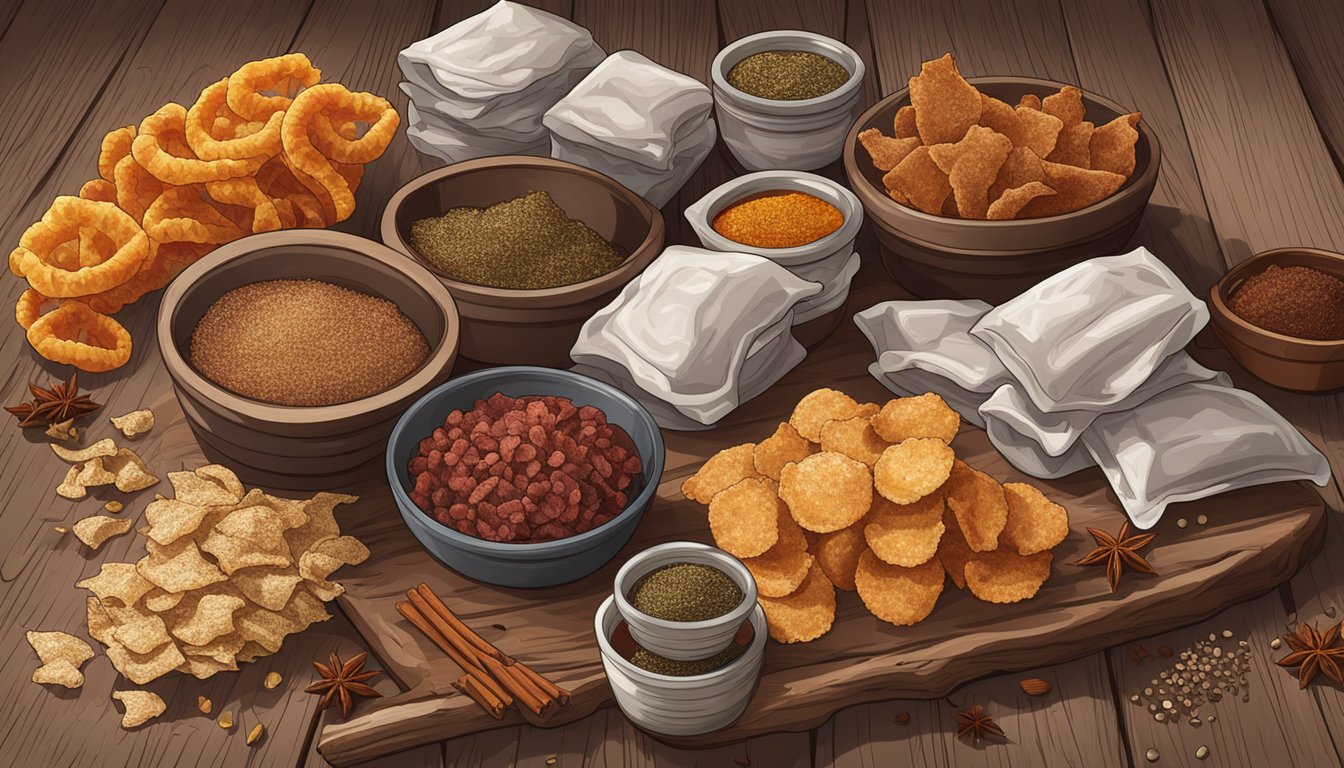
left=1262, top=0, right=1344, bottom=180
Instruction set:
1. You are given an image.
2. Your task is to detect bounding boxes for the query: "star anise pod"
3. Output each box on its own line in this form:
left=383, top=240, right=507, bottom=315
left=956, top=705, right=1005, bottom=742
left=1076, top=522, right=1156, bottom=593
left=1276, top=622, right=1344, bottom=689
left=304, top=651, right=382, bottom=719
left=4, top=373, right=100, bottom=427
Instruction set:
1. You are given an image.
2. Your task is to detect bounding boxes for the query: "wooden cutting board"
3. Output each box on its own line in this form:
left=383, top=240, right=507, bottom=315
left=313, top=294, right=1327, bottom=766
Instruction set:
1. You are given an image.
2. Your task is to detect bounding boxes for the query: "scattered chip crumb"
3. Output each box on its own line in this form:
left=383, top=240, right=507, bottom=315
left=51, top=438, right=117, bottom=464
left=104, top=500, right=124, bottom=513
left=72, top=515, right=134, bottom=550
left=110, top=409, right=154, bottom=438
left=112, top=690, right=166, bottom=729
left=45, top=419, right=78, bottom=442
left=246, top=723, right=264, bottom=746
left=56, top=466, right=86, bottom=499
left=26, top=630, right=93, bottom=689
left=263, top=671, right=282, bottom=689
left=198, top=695, right=213, bottom=714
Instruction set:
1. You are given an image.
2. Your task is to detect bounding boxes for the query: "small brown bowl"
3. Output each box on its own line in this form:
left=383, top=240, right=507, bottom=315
left=1209, top=247, right=1344, bottom=392
left=157, top=230, right=460, bottom=490
left=843, top=76, right=1161, bottom=304
left=381, top=156, right=665, bottom=367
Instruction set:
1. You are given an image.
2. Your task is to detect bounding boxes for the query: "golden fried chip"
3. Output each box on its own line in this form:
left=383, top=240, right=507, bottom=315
left=144, top=498, right=212, bottom=546
left=236, top=640, right=273, bottom=663
left=202, top=529, right=292, bottom=574
left=213, top=505, right=290, bottom=548
left=136, top=538, right=228, bottom=592
left=108, top=606, right=172, bottom=655
left=237, top=589, right=329, bottom=652
left=742, top=504, right=814, bottom=597
left=1090, top=112, right=1141, bottom=177
left=873, top=438, right=954, bottom=505
left=965, top=549, right=1053, bottom=604
left=179, top=655, right=240, bottom=679
left=864, top=492, right=945, bottom=567
left=32, top=661, right=84, bottom=688
left=936, top=508, right=976, bottom=590
left=908, top=53, right=980, bottom=145
left=1018, top=93, right=1042, bottom=110
left=757, top=562, right=835, bottom=643
left=194, top=464, right=245, bottom=500
left=708, top=477, right=781, bottom=558
left=168, top=469, right=242, bottom=506
left=818, top=416, right=887, bottom=467
left=681, top=444, right=760, bottom=504
left=74, top=457, right=116, bottom=488
left=73, top=515, right=133, bottom=550
left=141, top=588, right=185, bottom=613
left=812, top=524, right=865, bottom=591
left=778, top=452, right=872, bottom=533
left=27, top=631, right=94, bottom=689
left=987, top=181, right=1056, bottom=220
left=165, top=592, right=247, bottom=646
left=110, top=409, right=154, bottom=438
left=112, top=689, right=166, bottom=729
left=858, top=129, right=921, bottom=172
left=1000, top=482, right=1069, bottom=555
left=106, top=638, right=186, bottom=685
left=231, top=568, right=302, bottom=611
left=977, top=93, right=1023, bottom=145
left=256, top=489, right=310, bottom=530
left=753, top=422, right=814, bottom=481
left=944, top=125, right=1013, bottom=219
left=894, top=105, right=918, bottom=139
left=1047, top=120, right=1093, bottom=168
left=943, top=460, right=1008, bottom=552
left=45, top=418, right=77, bottom=442
left=56, top=465, right=86, bottom=500
left=284, top=492, right=354, bottom=557
left=77, top=562, right=155, bottom=607
left=987, top=146, right=1045, bottom=203
left=854, top=549, right=944, bottom=626
left=1013, top=105, right=1063, bottom=159
left=1017, top=160, right=1125, bottom=218
left=1043, top=85, right=1086, bottom=126
left=52, top=438, right=117, bottom=463
left=882, top=146, right=951, bottom=215
left=789, top=388, right=864, bottom=442
left=182, top=632, right=246, bottom=665
left=872, top=393, right=960, bottom=444
left=87, top=597, right=116, bottom=645
left=105, top=448, right=158, bottom=492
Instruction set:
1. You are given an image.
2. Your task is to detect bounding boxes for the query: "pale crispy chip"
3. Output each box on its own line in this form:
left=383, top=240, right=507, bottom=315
left=1018, top=93, right=1042, bottom=110
left=873, top=438, right=954, bottom=505
left=882, top=146, right=951, bottom=215
left=194, top=464, right=244, bottom=500
left=108, top=606, right=172, bottom=655
left=284, top=492, right=353, bottom=557
left=864, top=492, right=946, bottom=567
left=681, top=444, right=760, bottom=505
left=178, top=655, right=239, bottom=679
left=182, top=632, right=246, bottom=664
left=987, top=181, right=1056, bottom=220
left=1017, top=160, right=1125, bottom=218
left=202, top=529, right=292, bottom=574
left=812, top=524, right=865, bottom=591
left=75, top=457, right=117, bottom=487
left=1090, top=112, right=1141, bottom=177
left=1046, top=120, right=1093, bottom=168
left=1013, top=106, right=1063, bottom=159
left=894, top=105, right=918, bottom=139
left=106, top=639, right=185, bottom=685
left=872, top=393, right=960, bottom=444
left=112, top=689, right=166, bottom=728
left=56, top=465, right=87, bottom=499
left=988, top=146, right=1046, bottom=203
left=908, top=53, right=980, bottom=145
left=708, top=477, right=781, bottom=558
left=213, top=505, right=290, bottom=549
left=1000, top=482, right=1069, bottom=555
left=936, top=507, right=975, bottom=589
left=236, top=640, right=273, bottom=663
left=141, top=588, right=185, bottom=613
left=27, top=629, right=94, bottom=687
left=855, top=549, right=944, bottom=626
left=45, top=419, right=77, bottom=442
left=144, top=498, right=212, bottom=546
left=33, top=660, right=85, bottom=688
left=943, top=460, right=1008, bottom=552
left=169, top=469, right=242, bottom=506
left=77, top=562, right=155, bottom=607
left=742, top=504, right=814, bottom=597
left=299, top=535, right=368, bottom=599
left=758, top=562, right=835, bottom=643
left=231, top=567, right=302, bottom=611
left=858, top=129, right=921, bottom=172
left=165, top=592, right=247, bottom=646
left=779, top=452, right=872, bottom=533
left=137, top=538, right=228, bottom=592
left=818, top=416, right=887, bottom=467
left=965, top=549, right=1053, bottom=604
left=309, top=534, right=369, bottom=567
left=856, top=403, right=881, bottom=418
left=52, top=438, right=116, bottom=463
left=753, top=422, right=814, bottom=481
left=946, top=125, right=1013, bottom=219
left=87, top=597, right=116, bottom=645
left=789, top=388, right=864, bottom=443
left=236, top=589, right=329, bottom=653
left=106, top=448, right=158, bottom=492
left=73, top=514, right=134, bottom=550
left=110, top=409, right=154, bottom=438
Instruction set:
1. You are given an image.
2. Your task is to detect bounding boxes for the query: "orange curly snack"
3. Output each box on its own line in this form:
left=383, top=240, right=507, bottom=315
left=854, top=549, right=944, bottom=627
left=281, top=84, right=398, bottom=222
left=11, top=197, right=149, bottom=298
left=27, top=301, right=132, bottom=372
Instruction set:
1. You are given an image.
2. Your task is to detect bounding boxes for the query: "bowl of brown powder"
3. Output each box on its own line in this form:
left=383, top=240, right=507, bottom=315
left=381, top=156, right=664, bottom=367
left=157, top=230, right=460, bottom=489
left=1209, top=247, right=1344, bottom=392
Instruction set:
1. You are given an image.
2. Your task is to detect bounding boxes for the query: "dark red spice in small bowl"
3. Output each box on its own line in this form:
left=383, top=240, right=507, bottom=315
left=1227, top=264, right=1344, bottom=340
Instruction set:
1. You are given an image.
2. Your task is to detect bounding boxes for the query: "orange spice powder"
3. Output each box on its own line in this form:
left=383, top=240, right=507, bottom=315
left=711, top=191, right=843, bottom=248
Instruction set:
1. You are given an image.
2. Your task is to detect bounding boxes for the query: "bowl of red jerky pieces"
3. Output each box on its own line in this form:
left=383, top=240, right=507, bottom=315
left=387, top=366, right=665, bottom=587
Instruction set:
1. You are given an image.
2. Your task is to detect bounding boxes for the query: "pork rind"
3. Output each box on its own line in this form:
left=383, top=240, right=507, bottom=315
left=999, top=482, right=1069, bottom=555
left=112, top=690, right=166, bottom=729
left=708, top=477, right=781, bottom=558
left=873, top=438, right=954, bottom=505
left=964, top=549, right=1053, bottom=604
left=779, top=452, right=872, bottom=533
left=27, top=630, right=94, bottom=689
left=855, top=549, right=944, bottom=626
left=681, top=444, right=760, bottom=504
left=864, top=492, right=945, bottom=567
left=753, top=423, right=814, bottom=481
left=871, top=393, right=960, bottom=445
left=943, top=459, right=1008, bottom=552
left=757, top=562, right=836, bottom=643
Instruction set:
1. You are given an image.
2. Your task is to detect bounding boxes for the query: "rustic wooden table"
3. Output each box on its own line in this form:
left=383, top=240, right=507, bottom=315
left=3, top=0, right=1344, bottom=766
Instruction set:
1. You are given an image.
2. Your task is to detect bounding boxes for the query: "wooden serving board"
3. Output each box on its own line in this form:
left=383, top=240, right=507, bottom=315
left=312, top=262, right=1328, bottom=766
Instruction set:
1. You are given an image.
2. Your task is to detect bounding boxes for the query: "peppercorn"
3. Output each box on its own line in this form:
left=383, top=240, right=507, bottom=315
left=727, top=50, right=851, bottom=101
left=627, top=562, right=743, bottom=622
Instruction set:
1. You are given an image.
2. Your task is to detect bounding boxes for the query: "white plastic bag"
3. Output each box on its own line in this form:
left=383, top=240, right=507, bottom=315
left=549, top=120, right=716, bottom=207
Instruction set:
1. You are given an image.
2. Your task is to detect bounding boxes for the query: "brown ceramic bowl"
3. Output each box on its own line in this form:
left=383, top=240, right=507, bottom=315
left=843, top=76, right=1161, bottom=303
left=1208, top=247, right=1344, bottom=392
left=157, top=230, right=460, bottom=490
left=381, top=156, right=665, bottom=366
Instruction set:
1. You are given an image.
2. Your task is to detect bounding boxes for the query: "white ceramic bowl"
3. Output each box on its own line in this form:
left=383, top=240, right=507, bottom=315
left=595, top=594, right=767, bottom=736
left=711, top=31, right=865, bottom=171
left=613, top=542, right=756, bottom=661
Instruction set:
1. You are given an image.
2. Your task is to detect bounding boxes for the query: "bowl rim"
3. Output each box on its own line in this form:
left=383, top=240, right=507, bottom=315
left=380, top=155, right=666, bottom=306
left=711, top=29, right=866, bottom=113
left=385, top=365, right=666, bottom=554
left=593, top=594, right=767, bottom=684
left=156, top=229, right=460, bottom=425
left=683, top=170, right=864, bottom=260
left=843, top=74, right=1162, bottom=228
left=1208, top=246, right=1344, bottom=349
left=611, top=541, right=758, bottom=631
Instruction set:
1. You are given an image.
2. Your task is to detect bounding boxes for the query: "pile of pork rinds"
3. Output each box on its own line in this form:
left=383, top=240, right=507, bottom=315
left=8, top=53, right=399, bottom=372
left=682, top=389, right=1070, bottom=644
left=858, top=53, right=1141, bottom=220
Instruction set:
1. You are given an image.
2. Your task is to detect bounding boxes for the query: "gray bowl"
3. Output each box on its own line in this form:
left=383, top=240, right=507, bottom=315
left=386, top=366, right=665, bottom=588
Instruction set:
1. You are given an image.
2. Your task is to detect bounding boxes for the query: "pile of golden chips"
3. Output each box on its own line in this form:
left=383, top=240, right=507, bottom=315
left=858, top=53, right=1141, bottom=220
left=9, top=53, right=399, bottom=372
left=682, top=389, right=1070, bottom=643
left=75, top=464, right=368, bottom=683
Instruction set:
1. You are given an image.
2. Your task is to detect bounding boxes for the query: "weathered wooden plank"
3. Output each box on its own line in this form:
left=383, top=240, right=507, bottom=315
left=1263, top=0, right=1344, bottom=178
left=718, top=0, right=844, bottom=41
left=304, top=670, right=444, bottom=768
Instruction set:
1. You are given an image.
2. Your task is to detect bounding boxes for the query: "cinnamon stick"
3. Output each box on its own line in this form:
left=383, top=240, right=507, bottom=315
left=394, top=600, right=513, bottom=707
left=516, top=661, right=571, bottom=706
left=454, top=673, right=505, bottom=720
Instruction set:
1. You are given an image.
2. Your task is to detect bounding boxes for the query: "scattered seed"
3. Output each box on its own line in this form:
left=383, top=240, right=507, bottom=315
left=1154, top=712, right=1166, bottom=722
left=733, top=758, right=751, bottom=768
left=893, top=711, right=911, bottom=725
left=546, top=758, right=558, bottom=767
left=1196, top=514, right=1208, bottom=525
left=1176, top=517, right=1188, bottom=528
left=1130, top=694, right=1140, bottom=703
left=54, top=526, right=67, bottom=534
left=217, top=711, right=233, bottom=729
left=1208, top=715, right=1217, bottom=723
left=263, top=671, right=282, bottom=690
left=197, top=696, right=212, bottom=714
left=1196, top=745, right=1210, bottom=760
left=1190, top=717, right=1202, bottom=726
left=1221, top=629, right=1233, bottom=638
left=1146, top=747, right=1160, bottom=762
left=103, top=500, right=123, bottom=513
left=246, top=723, right=264, bottom=746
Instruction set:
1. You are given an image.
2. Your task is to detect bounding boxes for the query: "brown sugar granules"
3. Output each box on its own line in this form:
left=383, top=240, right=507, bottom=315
left=1228, top=264, right=1344, bottom=340
left=190, top=279, right=429, bottom=407
left=408, top=190, right=627, bottom=290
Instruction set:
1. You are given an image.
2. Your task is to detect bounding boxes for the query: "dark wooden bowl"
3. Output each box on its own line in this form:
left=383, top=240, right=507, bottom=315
left=381, top=156, right=665, bottom=367
left=156, top=230, right=460, bottom=490
left=1209, top=247, right=1344, bottom=393
left=843, top=76, right=1161, bottom=304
